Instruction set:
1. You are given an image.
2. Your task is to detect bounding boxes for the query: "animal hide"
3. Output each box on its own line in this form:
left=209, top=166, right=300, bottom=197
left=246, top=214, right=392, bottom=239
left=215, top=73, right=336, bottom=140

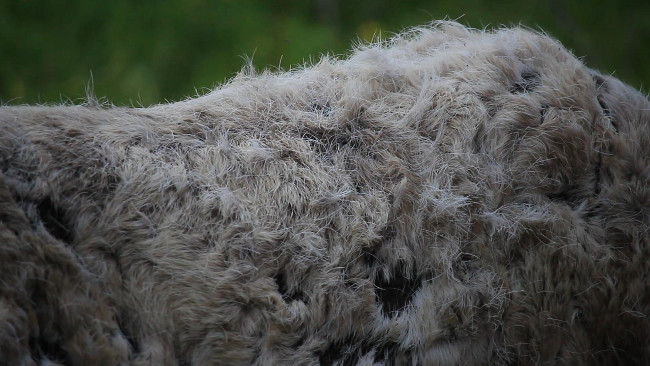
left=1, top=21, right=649, bottom=365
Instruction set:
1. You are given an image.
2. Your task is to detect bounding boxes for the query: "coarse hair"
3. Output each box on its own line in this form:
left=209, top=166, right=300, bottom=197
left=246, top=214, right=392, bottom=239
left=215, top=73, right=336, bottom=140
left=1, top=21, right=649, bottom=365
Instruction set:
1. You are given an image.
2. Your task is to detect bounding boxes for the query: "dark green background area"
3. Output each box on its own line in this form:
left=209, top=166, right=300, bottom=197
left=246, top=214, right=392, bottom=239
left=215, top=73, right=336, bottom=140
left=1, top=0, right=648, bottom=106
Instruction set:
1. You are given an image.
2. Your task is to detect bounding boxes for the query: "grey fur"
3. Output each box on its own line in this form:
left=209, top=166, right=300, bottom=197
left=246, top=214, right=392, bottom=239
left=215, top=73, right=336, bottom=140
left=1, top=22, right=649, bottom=365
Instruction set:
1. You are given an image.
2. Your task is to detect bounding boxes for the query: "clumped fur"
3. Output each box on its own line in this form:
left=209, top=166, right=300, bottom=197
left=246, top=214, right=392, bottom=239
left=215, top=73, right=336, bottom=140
left=1, top=21, right=649, bottom=365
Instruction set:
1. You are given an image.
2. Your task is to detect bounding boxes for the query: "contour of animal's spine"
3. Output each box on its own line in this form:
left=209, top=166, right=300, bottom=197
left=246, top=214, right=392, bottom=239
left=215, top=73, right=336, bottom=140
left=1, top=22, right=649, bottom=365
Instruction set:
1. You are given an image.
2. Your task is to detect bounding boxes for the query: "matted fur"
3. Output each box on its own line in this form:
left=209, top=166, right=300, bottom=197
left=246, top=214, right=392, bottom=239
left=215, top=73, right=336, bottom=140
left=1, top=21, right=649, bottom=365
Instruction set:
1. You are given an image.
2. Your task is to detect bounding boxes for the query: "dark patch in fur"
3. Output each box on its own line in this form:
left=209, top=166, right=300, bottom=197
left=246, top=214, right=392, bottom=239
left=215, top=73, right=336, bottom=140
left=362, top=246, right=379, bottom=268
left=540, top=105, right=548, bottom=125
left=177, top=357, right=191, bottom=366
left=115, top=311, right=139, bottom=356
left=379, top=224, right=397, bottom=243
left=312, top=102, right=333, bottom=117
left=37, top=197, right=72, bottom=243
left=104, top=173, right=121, bottom=196
left=597, top=95, right=612, bottom=119
left=318, top=340, right=352, bottom=366
left=372, top=341, right=401, bottom=363
left=593, top=74, right=610, bottom=96
left=545, top=185, right=580, bottom=206
left=364, top=225, right=396, bottom=268
left=593, top=74, right=619, bottom=133
left=29, top=334, right=68, bottom=364
left=319, top=338, right=404, bottom=366
left=303, top=108, right=369, bottom=154
left=460, top=252, right=475, bottom=263
left=353, top=179, right=364, bottom=193
left=471, top=122, right=486, bottom=153
left=318, top=338, right=349, bottom=366
left=291, top=337, right=305, bottom=350
left=374, top=266, right=422, bottom=317
left=274, top=270, right=305, bottom=303
left=597, top=95, right=618, bottom=132
left=279, top=149, right=309, bottom=168
left=594, top=149, right=603, bottom=196
left=301, top=127, right=361, bottom=157
left=511, top=71, right=540, bottom=94
left=28, top=282, right=69, bottom=364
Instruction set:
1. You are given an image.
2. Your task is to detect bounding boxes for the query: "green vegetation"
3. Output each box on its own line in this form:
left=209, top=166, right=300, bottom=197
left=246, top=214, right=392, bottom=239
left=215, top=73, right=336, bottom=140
left=1, top=0, right=648, bottom=106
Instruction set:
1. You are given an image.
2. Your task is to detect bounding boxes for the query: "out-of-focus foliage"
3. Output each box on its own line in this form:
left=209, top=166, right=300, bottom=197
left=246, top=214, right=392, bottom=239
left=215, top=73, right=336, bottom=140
left=1, top=0, right=648, bottom=106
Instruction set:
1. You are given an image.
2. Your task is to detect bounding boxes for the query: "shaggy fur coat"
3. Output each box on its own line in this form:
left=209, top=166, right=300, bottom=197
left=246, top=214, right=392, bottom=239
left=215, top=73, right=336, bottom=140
left=1, top=22, right=649, bottom=366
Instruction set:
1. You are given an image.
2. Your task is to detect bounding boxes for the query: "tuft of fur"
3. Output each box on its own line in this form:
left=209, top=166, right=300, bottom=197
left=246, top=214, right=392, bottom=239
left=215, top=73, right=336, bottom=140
left=1, top=21, right=649, bottom=365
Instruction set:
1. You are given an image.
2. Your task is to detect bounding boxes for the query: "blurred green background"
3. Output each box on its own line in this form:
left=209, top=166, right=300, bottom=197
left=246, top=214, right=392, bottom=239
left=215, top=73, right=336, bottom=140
left=1, top=0, right=648, bottom=106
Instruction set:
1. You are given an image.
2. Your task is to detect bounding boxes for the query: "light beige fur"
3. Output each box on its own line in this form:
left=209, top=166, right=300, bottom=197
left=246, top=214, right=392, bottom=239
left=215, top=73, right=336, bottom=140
left=1, top=21, right=649, bottom=365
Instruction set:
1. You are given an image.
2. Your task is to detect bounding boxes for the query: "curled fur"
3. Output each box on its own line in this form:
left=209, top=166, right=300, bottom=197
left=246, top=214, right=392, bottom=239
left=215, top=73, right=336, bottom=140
left=1, top=21, right=649, bottom=365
